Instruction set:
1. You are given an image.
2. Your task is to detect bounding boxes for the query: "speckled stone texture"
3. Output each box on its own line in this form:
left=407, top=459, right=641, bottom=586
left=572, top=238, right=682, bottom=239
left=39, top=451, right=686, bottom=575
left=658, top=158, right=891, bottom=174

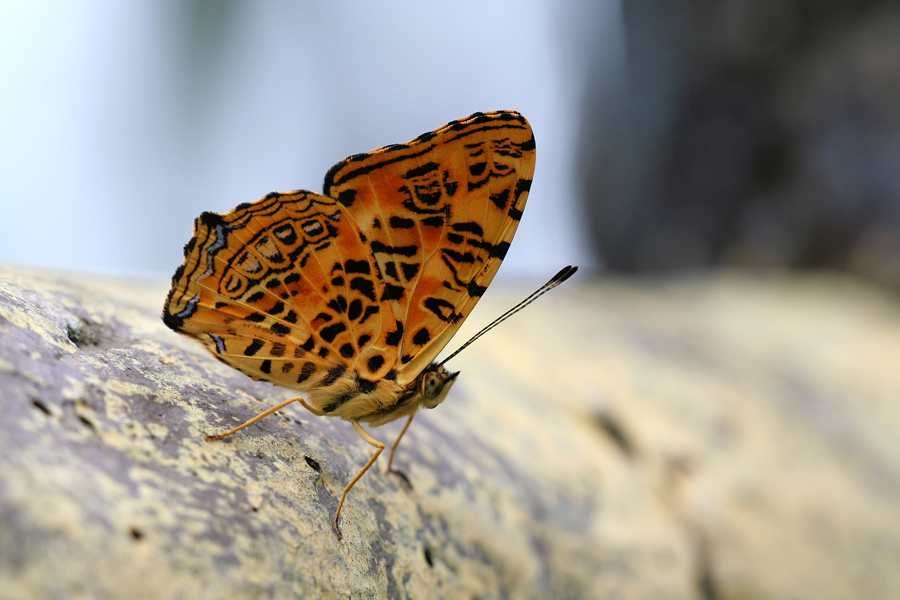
left=1, top=265, right=899, bottom=599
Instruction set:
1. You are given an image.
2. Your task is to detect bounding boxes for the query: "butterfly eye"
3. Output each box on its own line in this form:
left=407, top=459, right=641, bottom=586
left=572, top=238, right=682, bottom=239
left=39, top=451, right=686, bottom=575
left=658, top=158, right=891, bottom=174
left=420, top=369, right=458, bottom=409
left=422, top=371, right=444, bottom=400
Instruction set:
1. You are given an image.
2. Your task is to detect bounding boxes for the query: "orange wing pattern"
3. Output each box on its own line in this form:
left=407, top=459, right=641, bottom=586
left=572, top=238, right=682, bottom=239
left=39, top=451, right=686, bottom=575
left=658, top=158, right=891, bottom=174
left=163, top=111, right=534, bottom=420
left=323, top=111, right=535, bottom=380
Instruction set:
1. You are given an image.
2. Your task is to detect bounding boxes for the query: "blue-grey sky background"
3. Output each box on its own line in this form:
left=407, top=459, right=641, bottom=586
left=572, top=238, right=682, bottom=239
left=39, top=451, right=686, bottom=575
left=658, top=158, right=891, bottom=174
left=1, top=1, right=616, bottom=280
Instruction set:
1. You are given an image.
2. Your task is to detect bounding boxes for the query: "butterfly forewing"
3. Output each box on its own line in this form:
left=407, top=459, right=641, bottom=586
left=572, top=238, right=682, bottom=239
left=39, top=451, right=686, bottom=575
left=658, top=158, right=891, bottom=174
left=323, top=111, right=536, bottom=381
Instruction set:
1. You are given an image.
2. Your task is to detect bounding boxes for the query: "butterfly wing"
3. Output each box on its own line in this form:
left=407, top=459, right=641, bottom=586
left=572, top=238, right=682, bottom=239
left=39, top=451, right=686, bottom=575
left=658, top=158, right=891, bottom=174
left=164, top=110, right=535, bottom=417
left=323, top=110, right=535, bottom=382
left=163, top=190, right=399, bottom=398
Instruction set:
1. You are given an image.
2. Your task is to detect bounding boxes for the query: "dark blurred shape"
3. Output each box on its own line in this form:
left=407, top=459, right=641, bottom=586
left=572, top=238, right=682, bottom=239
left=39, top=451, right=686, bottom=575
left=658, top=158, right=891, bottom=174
left=578, top=0, right=900, bottom=288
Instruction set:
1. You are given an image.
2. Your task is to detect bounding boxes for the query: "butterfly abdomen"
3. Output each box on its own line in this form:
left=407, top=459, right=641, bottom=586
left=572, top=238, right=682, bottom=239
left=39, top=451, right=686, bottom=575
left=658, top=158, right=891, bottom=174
left=305, top=368, right=410, bottom=424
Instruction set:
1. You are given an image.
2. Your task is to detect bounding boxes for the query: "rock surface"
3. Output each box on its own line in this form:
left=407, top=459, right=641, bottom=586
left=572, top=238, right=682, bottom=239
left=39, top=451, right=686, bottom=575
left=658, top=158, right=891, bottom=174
left=1, top=265, right=898, bottom=599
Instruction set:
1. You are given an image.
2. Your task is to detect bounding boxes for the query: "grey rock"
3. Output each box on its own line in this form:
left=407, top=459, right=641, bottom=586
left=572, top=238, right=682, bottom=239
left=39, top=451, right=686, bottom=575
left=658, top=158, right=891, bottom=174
left=3, top=266, right=898, bottom=599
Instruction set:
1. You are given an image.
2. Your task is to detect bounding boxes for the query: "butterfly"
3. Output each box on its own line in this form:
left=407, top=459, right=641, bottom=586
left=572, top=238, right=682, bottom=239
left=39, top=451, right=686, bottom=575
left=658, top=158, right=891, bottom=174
left=163, top=110, right=575, bottom=539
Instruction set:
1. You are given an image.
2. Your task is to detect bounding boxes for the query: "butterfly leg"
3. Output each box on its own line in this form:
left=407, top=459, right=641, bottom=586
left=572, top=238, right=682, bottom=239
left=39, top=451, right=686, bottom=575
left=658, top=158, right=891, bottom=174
left=333, top=419, right=384, bottom=540
left=297, top=397, right=326, bottom=416
left=384, top=413, right=415, bottom=474
left=205, top=396, right=302, bottom=441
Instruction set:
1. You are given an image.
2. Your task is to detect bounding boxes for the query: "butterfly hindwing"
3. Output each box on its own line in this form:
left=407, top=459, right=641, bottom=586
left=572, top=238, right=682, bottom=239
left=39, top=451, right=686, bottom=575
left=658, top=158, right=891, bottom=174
left=164, top=190, right=394, bottom=395
left=323, top=111, right=536, bottom=381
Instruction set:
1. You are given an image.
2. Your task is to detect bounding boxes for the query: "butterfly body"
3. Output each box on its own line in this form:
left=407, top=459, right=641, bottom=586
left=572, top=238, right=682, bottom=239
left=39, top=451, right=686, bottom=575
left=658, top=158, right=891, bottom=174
left=163, top=111, right=535, bottom=537
left=297, top=360, right=458, bottom=427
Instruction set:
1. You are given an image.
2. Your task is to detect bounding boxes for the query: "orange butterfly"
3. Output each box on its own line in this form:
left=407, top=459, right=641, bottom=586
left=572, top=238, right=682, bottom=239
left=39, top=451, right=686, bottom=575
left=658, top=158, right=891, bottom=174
left=163, top=111, right=575, bottom=538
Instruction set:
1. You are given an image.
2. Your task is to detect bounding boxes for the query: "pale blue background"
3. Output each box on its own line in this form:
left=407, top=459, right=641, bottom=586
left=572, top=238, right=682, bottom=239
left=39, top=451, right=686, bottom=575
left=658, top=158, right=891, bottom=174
left=0, top=1, right=617, bottom=280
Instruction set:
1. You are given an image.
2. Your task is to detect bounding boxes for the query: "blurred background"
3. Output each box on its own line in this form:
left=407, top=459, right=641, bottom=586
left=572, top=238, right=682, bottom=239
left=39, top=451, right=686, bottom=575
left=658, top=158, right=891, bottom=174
left=1, top=0, right=898, bottom=289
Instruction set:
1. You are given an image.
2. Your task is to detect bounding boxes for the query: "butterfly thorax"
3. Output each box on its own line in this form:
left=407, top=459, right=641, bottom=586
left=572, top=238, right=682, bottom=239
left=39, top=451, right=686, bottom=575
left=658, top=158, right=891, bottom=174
left=311, top=362, right=458, bottom=427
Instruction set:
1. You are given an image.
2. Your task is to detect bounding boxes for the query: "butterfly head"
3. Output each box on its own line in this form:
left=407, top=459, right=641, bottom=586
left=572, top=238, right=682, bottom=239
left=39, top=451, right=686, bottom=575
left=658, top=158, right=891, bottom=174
left=420, top=364, right=459, bottom=410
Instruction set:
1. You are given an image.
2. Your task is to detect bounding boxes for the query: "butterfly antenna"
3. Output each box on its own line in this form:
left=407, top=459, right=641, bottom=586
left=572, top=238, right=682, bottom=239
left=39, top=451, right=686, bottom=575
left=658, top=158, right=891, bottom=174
left=438, top=265, right=578, bottom=367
